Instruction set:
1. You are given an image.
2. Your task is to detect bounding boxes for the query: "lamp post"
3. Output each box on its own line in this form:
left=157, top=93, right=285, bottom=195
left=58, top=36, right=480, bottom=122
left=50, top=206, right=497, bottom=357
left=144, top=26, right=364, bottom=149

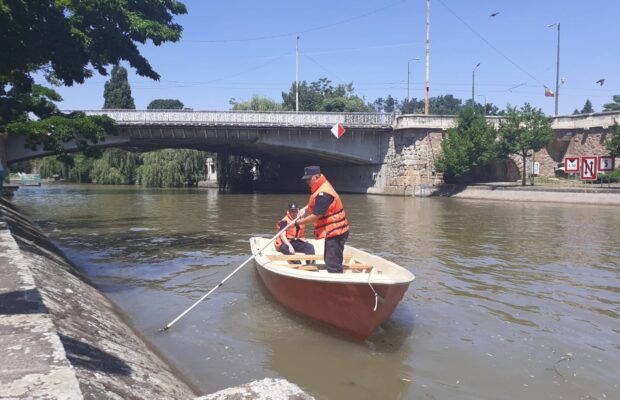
left=547, top=23, right=560, bottom=115
left=471, top=62, right=480, bottom=106
left=407, top=57, right=420, bottom=103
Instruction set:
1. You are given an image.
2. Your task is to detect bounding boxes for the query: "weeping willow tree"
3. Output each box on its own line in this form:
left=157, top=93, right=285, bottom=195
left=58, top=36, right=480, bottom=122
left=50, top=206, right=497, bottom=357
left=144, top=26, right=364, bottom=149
left=90, top=149, right=141, bottom=184
left=137, top=149, right=208, bottom=187
left=216, top=153, right=256, bottom=192
left=37, top=153, right=95, bottom=183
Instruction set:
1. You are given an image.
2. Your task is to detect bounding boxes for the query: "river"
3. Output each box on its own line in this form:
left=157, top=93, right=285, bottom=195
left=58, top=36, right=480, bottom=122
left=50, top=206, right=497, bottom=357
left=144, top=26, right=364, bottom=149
left=10, top=184, right=620, bottom=400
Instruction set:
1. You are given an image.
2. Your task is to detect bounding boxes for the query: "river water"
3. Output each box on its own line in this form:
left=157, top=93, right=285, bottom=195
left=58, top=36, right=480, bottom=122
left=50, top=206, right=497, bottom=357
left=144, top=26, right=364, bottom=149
left=11, top=184, right=620, bottom=400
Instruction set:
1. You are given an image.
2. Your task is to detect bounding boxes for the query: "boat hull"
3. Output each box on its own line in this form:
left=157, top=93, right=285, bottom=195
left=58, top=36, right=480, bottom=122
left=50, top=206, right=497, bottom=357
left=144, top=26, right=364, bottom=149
left=255, top=261, right=410, bottom=341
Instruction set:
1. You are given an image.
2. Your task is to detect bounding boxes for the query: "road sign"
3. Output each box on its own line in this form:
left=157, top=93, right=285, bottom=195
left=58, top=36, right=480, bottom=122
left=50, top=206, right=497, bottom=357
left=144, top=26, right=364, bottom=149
left=331, top=123, right=346, bottom=139
left=598, top=156, right=615, bottom=172
left=580, top=156, right=597, bottom=180
left=564, top=157, right=579, bottom=173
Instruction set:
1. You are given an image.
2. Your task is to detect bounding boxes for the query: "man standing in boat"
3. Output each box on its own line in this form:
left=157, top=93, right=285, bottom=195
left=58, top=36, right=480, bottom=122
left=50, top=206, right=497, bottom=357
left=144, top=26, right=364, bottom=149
left=297, top=166, right=349, bottom=273
left=275, top=203, right=315, bottom=261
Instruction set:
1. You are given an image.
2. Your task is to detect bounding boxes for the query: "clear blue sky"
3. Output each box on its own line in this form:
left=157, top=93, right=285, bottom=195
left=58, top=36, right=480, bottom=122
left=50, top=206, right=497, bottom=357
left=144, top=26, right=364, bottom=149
left=52, top=0, right=618, bottom=116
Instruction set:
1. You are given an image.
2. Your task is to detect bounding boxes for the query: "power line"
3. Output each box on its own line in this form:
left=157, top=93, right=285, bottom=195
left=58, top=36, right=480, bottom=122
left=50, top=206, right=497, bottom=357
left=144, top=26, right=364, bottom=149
left=436, top=0, right=546, bottom=86
left=184, top=0, right=406, bottom=43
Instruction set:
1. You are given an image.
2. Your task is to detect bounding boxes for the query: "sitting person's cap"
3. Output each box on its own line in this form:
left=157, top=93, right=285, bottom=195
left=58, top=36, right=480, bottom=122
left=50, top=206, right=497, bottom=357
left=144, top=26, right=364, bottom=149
left=301, top=165, right=321, bottom=180
left=288, top=203, right=299, bottom=210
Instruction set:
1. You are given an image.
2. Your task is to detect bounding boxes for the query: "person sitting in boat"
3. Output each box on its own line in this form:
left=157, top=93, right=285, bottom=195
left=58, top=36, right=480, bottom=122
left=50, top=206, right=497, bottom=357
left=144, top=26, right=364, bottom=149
left=274, top=203, right=315, bottom=263
left=296, top=166, right=349, bottom=273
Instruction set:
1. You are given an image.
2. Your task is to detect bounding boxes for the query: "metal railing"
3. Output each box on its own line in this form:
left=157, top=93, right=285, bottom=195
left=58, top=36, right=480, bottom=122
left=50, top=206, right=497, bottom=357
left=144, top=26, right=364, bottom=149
left=80, top=110, right=394, bottom=128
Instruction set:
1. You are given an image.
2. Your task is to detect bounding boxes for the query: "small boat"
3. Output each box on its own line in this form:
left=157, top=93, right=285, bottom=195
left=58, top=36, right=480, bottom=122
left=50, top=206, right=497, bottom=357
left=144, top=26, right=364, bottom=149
left=250, top=237, right=415, bottom=341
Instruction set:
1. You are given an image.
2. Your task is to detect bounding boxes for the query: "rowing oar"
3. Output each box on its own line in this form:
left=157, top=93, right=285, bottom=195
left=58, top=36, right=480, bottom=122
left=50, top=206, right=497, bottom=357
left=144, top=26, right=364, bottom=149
left=160, top=206, right=307, bottom=332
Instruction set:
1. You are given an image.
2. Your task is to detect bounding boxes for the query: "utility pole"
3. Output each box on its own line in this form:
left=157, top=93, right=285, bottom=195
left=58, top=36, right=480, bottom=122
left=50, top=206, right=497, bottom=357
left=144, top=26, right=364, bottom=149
left=472, top=62, right=480, bottom=106
left=547, top=23, right=560, bottom=115
left=296, top=36, right=300, bottom=112
left=425, top=0, right=430, bottom=115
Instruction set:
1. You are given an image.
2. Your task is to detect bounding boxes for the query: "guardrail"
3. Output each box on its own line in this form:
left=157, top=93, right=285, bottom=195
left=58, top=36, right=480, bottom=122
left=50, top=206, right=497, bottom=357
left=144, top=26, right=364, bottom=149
left=80, top=110, right=394, bottom=128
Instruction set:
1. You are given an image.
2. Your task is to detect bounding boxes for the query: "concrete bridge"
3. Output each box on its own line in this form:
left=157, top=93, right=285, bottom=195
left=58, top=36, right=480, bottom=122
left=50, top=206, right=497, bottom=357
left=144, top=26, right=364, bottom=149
left=4, top=110, right=393, bottom=165
left=2, top=110, right=618, bottom=194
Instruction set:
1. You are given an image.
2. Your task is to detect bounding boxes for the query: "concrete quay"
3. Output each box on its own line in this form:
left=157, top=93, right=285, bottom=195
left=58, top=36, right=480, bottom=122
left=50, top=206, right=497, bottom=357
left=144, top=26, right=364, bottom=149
left=417, top=183, right=620, bottom=205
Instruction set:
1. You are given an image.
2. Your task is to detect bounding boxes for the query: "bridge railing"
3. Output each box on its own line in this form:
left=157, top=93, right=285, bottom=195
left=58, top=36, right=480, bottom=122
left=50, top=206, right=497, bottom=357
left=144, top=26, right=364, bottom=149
left=80, top=110, right=394, bottom=128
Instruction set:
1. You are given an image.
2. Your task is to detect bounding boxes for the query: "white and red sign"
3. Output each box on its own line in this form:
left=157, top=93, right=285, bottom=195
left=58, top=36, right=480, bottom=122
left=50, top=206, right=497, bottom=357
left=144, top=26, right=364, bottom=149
left=598, top=156, right=615, bottom=172
left=331, top=123, right=346, bottom=139
left=564, top=157, right=579, bottom=173
left=580, top=156, right=598, bottom=180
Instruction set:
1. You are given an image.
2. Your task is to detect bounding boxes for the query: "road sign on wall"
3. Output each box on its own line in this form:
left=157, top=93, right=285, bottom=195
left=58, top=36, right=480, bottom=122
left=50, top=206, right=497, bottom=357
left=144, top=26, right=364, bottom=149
left=598, top=156, right=615, bottom=172
left=564, top=157, right=579, bottom=173
left=580, top=157, right=598, bottom=180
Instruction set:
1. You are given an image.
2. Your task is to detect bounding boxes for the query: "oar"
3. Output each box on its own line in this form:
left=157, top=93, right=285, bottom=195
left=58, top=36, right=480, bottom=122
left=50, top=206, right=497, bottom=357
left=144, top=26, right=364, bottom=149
left=160, top=207, right=307, bottom=332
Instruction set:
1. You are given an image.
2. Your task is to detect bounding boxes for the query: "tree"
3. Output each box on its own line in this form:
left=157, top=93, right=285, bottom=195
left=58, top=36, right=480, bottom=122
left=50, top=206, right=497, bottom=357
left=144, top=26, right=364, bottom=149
left=435, top=106, right=498, bottom=183
left=603, top=95, right=620, bottom=111
left=581, top=99, right=594, bottom=114
left=606, top=122, right=620, bottom=157
left=103, top=66, right=136, bottom=109
left=147, top=99, right=185, bottom=110
left=281, top=78, right=372, bottom=112
left=1, top=1, right=186, bottom=159
left=137, top=149, right=207, bottom=187
left=429, top=95, right=463, bottom=115
left=497, top=103, right=553, bottom=186
left=230, top=95, right=282, bottom=111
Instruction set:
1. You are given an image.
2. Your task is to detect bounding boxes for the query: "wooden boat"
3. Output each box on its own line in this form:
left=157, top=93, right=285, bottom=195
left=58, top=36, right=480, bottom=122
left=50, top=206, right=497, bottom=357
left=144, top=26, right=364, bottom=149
left=250, top=237, right=415, bottom=341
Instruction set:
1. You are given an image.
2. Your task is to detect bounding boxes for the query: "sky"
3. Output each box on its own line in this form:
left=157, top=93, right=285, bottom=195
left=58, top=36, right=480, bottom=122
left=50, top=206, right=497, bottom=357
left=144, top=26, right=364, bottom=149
left=50, top=0, right=619, bottom=116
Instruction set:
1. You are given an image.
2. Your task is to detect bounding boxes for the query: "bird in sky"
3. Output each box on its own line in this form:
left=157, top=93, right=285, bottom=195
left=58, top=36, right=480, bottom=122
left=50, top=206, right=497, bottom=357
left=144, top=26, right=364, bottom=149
left=490, top=12, right=500, bottom=17
left=596, top=79, right=605, bottom=86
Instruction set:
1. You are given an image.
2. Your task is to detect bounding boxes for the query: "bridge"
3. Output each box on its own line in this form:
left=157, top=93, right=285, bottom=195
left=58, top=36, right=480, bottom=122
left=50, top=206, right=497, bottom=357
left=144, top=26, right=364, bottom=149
left=4, top=110, right=393, bottom=165
left=2, top=110, right=618, bottom=194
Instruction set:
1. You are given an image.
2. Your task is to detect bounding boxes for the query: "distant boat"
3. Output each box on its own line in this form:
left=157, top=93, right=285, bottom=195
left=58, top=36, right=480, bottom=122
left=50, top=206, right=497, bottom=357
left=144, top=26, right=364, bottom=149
left=16, top=173, right=41, bottom=186
left=250, top=237, right=415, bottom=341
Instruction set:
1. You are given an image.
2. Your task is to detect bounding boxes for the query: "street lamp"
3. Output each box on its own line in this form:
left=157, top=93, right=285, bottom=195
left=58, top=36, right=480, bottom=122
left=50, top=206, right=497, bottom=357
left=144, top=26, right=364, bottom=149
left=472, top=62, right=480, bottom=106
left=407, top=57, right=420, bottom=103
left=548, top=23, right=560, bottom=115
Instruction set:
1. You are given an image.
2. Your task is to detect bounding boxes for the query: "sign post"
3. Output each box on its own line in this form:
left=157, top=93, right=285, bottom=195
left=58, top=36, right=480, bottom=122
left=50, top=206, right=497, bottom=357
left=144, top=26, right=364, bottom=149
left=580, top=156, right=597, bottom=181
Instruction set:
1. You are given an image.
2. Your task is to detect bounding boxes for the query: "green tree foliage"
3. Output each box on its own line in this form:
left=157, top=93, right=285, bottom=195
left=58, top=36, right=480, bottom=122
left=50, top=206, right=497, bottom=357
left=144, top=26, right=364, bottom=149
left=138, top=150, right=207, bottom=187
left=581, top=99, right=594, bottom=114
left=38, top=153, right=94, bottom=183
left=435, top=106, right=498, bottom=183
left=147, top=99, right=185, bottom=110
left=91, top=149, right=141, bottom=184
left=603, top=95, right=620, bottom=111
left=605, top=122, right=620, bottom=157
left=1, top=0, right=186, bottom=155
left=230, top=95, right=282, bottom=111
left=282, top=78, right=373, bottom=112
left=497, top=103, right=553, bottom=186
left=103, top=66, right=136, bottom=109
left=429, top=95, right=463, bottom=115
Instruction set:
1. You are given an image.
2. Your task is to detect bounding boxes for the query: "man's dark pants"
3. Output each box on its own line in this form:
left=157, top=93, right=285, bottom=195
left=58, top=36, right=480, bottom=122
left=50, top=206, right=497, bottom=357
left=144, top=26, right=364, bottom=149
left=324, top=231, right=349, bottom=273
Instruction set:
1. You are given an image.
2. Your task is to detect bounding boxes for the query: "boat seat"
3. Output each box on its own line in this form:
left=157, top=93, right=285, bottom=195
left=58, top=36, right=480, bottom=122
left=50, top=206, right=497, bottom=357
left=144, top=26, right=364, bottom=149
left=267, top=254, right=352, bottom=263
left=343, top=264, right=373, bottom=273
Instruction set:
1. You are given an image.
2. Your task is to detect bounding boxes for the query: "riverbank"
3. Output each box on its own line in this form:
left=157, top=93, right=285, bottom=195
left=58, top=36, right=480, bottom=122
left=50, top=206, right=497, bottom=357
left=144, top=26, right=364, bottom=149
left=0, top=198, right=198, bottom=398
left=416, top=183, right=620, bottom=205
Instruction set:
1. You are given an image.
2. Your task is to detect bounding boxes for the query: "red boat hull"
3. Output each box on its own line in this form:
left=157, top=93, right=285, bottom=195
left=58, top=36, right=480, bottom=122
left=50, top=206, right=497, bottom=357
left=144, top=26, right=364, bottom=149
left=256, top=263, right=410, bottom=341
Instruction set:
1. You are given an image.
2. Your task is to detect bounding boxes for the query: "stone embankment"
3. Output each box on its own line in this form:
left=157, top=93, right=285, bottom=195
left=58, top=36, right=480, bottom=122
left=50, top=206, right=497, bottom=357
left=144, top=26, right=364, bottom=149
left=0, top=198, right=314, bottom=399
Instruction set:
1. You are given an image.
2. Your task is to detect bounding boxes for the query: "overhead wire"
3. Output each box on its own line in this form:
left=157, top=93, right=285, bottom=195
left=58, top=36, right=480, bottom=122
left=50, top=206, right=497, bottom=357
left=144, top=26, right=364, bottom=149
left=185, top=0, right=407, bottom=43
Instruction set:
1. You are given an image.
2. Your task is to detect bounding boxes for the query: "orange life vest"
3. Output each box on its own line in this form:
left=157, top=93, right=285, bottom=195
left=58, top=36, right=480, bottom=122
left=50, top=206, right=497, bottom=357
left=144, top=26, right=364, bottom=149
left=274, top=212, right=306, bottom=249
left=307, top=175, right=349, bottom=239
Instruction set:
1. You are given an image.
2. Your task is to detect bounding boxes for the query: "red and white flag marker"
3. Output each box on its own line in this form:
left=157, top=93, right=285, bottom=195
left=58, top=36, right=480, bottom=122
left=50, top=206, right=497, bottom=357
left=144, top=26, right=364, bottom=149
left=331, top=123, right=346, bottom=139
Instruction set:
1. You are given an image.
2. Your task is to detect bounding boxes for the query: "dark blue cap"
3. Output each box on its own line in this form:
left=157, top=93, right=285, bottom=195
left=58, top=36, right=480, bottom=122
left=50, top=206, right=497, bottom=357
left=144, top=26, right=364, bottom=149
left=301, top=165, right=321, bottom=180
left=288, top=203, right=299, bottom=210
